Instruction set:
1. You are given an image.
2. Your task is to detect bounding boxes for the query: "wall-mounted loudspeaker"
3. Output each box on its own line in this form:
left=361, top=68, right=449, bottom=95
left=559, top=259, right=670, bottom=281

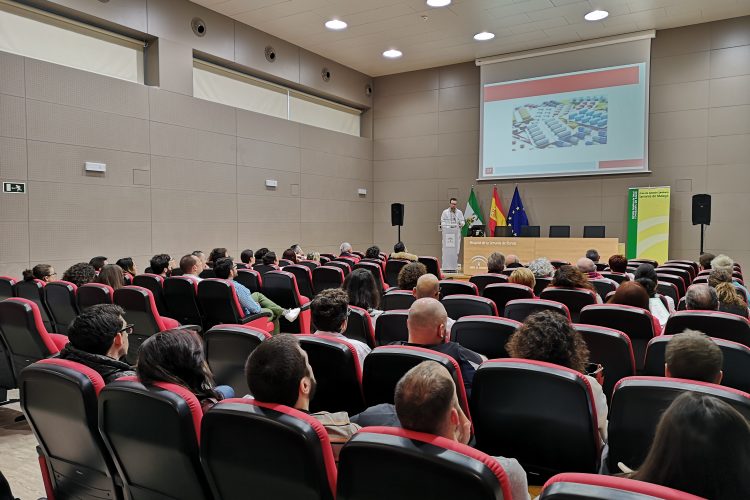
left=365, top=84, right=373, bottom=97
left=692, top=194, right=711, bottom=225
left=321, top=68, right=331, bottom=82
left=264, top=46, right=276, bottom=62
left=391, top=203, right=404, bottom=227
left=191, top=18, right=206, bottom=37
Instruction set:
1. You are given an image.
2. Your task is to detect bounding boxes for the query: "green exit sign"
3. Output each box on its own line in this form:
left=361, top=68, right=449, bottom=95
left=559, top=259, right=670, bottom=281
left=3, top=182, right=25, bottom=194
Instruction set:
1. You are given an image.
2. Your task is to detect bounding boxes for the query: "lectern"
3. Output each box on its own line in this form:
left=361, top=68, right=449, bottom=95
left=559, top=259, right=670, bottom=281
left=441, top=223, right=461, bottom=272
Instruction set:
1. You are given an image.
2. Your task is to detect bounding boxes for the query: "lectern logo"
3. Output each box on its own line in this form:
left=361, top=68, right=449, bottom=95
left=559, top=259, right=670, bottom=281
left=470, top=255, right=488, bottom=271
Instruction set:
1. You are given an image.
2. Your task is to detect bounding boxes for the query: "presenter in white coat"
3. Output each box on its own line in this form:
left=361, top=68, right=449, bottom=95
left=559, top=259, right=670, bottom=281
left=440, top=198, right=466, bottom=271
left=441, top=197, right=466, bottom=230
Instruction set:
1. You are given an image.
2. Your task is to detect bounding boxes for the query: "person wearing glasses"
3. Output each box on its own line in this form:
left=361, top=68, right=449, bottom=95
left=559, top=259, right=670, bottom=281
left=311, top=288, right=371, bottom=365
left=58, top=304, right=136, bottom=383
left=21, top=264, right=56, bottom=283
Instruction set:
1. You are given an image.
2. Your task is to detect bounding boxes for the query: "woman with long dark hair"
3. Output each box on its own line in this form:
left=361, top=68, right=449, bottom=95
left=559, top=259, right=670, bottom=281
left=136, top=329, right=231, bottom=413
left=95, top=264, right=124, bottom=291
left=631, top=392, right=750, bottom=499
left=116, top=257, right=137, bottom=283
left=207, top=248, right=228, bottom=268
left=343, top=268, right=383, bottom=326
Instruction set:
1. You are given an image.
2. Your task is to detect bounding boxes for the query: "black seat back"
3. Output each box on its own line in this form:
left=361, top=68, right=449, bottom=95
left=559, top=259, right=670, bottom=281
left=656, top=282, right=679, bottom=304
left=664, top=310, right=750, bottom=347
left=505, top=299, right=570, bottom=323
left=284, top=265, right=315, bottom=300
left=580, top=304, right=657, bottom=370
left=0, top=298, right=59, bottom=377
left=418, top=256, right=442, bottom=278
left=482, top=283, right=533, bottom=316
left=540, top=287, right=598, bottom=323
left=198, top=279, right=246, bottom=328
left=263, top=271, right=306, bottom=332
left=451, top=316, right=520, bottom=359
left=313, top=266, right=345, bottom=295
left=574, top=324, right=635, bottom=402
left=534, top=277, right=553, bottom=296
left=354, top=262, right=388, bottom=295
left=343, top=306, right=375, bottom=348
left=469, top=274, right=508, bottom=294
left=235, top=269, right=262, bottom=294
left=204, top=325, right=270, bottom=395
left=0, top=276, right=15, bottom=300
left=44, top=281, right=79, bottom=335
left=439, top=281, right=478, bottom=299
left=382, top=290, right=416, bottom=311
left=385, top=259, right=409, bottom=287
left=442, top=295, right=497, bottom=320
left=77, top=283, right=113, bottom=310
left=374, top=310, right=409, bottom=345
left=163, top=277, right=203, bottom=327
left=132, top=274, right=167, bottom=316
left=252, top=263, right=277, bottom=275
left=113, top=286, right=165, bottom=363
left=326, top=261, right=351, bottom=276
left=14, top=279, right=54, bottom=332
left=539, top=473, right=703, bottom=500
left=589, top=280, right=615, bottom=301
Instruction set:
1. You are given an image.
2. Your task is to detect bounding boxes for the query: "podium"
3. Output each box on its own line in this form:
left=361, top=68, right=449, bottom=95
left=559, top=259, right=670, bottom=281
left=441, top=223, right=462, bottom=272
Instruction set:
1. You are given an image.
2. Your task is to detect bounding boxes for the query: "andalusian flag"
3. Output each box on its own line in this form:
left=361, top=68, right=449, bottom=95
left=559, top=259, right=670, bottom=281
left=462, top=187, right=485, bottom=237
left=487, top=186, right=506, bottom=236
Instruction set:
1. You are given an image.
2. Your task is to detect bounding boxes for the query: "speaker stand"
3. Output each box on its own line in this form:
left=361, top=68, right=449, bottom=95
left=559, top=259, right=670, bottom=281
left=700, top=223, right=706, bottom=255
left=396, top=225, right=401, bottom=243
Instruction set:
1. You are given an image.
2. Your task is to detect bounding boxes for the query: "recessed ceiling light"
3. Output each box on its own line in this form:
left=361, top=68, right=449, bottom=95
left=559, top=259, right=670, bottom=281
left=474, top=31, right=495, bottom=41
left=426, top=0, right=451, bottom=7
left=325, top=19, right=347, bottom=30
left=383, top=49, right=403, bottom=59
left=584, top=9, right=608, bottom=21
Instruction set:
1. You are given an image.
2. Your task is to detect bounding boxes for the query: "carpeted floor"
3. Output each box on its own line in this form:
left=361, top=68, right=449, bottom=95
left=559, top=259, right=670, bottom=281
left=0, top=390, right=45, bottom=499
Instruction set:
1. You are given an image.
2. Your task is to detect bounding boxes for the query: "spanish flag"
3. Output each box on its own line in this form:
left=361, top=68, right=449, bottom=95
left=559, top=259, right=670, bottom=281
left=487, top=186, right=506, bottom=236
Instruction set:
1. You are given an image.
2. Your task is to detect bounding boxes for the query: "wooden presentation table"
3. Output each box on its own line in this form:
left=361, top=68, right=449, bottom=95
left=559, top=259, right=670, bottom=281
left=463, top=237, right=620, bottom=276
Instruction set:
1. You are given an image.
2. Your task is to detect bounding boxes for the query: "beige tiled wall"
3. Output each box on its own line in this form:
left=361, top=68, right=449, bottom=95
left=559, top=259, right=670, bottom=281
left=373, top=16, right=750, bottom=268
left=0, top=53, right=373, bottom=277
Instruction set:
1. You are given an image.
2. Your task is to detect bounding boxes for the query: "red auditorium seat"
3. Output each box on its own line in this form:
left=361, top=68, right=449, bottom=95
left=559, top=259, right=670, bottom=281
left=203, top=324, right=271, bottom=396
left=197, top=278, right=273, bottom=331
left=337, top=427, right=513, bottom=500
left=664, top=310, right=750, bottom=347
left=201, top=399, right=337, bottom=500
left=385, top=258, right=410, bottom=287
left=442, top=295, right=497, bottom=320
left=312, top=265, right=345, bottom=294
left=600, top=271, right=628, bottom=284
left=163, top=276, right=204, bottom=327
left=77, top=283, right=113, bottom=310
left=607, top=376, right=750, bottom=472
left=278, top=258, right=294, bottom=267
left=540, top=287, right=598, bottom=322
left=20, top=359, right=121, bottom=500
left=381, top=289, right=416, bottom=311
left=14, top=279, right=54, bottom=332
left=113, top=286, right=181, bottom=363
left=297, top=260, right=319, bottom=271
left=298, top=334, right=366, bottom=415
left=540, top=473, right=704, bottom=500
left=470, top=359, right=601, bottom=481
left=0, top=276, right=16, bottom=300
left=439, top=280, right=478, bottom=299
left=44, top=280, right=79, bottom=335
left=354, top=261, right=390, bottom=294
left=234, top=268, right=263, bottom=294
left=374, top=310, right=409, bottom=345
left=580, top=304, right=657, bottom=371
left=469, top=273, right=508, bottom=294
left=326, top=260, right=352, bottom=276
left=132, top=273, right=168, bottom=316
left=362, top=345, right=470, bottom=419
left=262, top=271, right=311, bottom=333
left=343, top=305, right=376, bottom=349
left=574, top=324, right=635, bottom=402
left=655, top=281, right=679, bottom=305
left=655, top=272, right=685, bottom=297
left=450, top=316, right=520, bottom=360
left=98, top=378, right=212, bottom=500
left=252, top=263, right=278, bottom=275
left=534, top=276, right=553, bottom=296
left=589, top=279, right=616, bottom=300
left=482, top=283, right=534, bottom=316
left=504, top=298, right=571, bottom=323
left=418, top=256, right=443, bottom=279
left=283, top=264, right=315, bottom=300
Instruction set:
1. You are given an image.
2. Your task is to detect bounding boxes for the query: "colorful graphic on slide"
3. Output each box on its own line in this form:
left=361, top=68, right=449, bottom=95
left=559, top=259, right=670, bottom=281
left=512, top=96, right=608, bottom=151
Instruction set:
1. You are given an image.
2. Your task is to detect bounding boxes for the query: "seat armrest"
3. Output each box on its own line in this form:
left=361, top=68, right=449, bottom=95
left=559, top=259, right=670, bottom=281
left=174, top=324, right=203, bottom=335
left=300, top=302, right=311, bottom=312
left=239, top=311, right=273, bottom=324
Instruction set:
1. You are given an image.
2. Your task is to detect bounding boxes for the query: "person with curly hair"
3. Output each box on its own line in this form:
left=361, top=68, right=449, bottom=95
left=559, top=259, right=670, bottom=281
left=552, top=265, right=602, bottom=302
left=507, top=310, right=608, bottom=442
left=62, top=262, right=97, bottom=287
left=397, top=262, right=428, bottom=290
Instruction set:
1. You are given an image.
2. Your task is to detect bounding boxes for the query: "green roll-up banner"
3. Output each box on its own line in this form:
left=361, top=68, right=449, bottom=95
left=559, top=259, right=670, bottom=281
left=627, top=186, right=671, bottom=263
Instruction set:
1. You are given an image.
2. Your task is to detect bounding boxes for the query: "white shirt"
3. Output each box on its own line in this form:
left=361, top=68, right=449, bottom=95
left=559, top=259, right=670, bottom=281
left=649, top=297, right=671, bottom=327
left=441, top=208, right=465, bottom=229
left=585, top=374, right=609, bottom=444
left=315, top=331, right=371, bottom=367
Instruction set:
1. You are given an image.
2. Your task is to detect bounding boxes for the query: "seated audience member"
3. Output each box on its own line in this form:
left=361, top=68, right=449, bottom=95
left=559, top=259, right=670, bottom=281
left=699, top=252, right=715, bottom=271
left=634, top=264, right=674, bottom=322
left=390, top=241, right=418, bottom=262
left=115, top=257, right=137, bottom=282
left=585, top=249, right=600, bottom=265
left=685, top=284, right=719, bottom=312
left=58, top=304, right=135, bottom=382
left=291, top=244, right=305, bottom=260
left=665, top=330, right=722, bottom=384
left=282, top=248, right=298, bottom=264
left=245, top=334, right=360, bottom=460
left=395, top=362, right=531, bottom=500
left=415, top=274, right=454, bottom=333
left=238, top=249, right=254, bottom=269
left=62, top=262, right=96, bottom=287
left=365, top=245, right=381, bottom=260
left=607, top=281, right=662, bottom=333
left=311, top=288, right=371, bottom=364
left=137, top=328, right=232, bottom=414
left=95, top=264, right=125, bottom=291
left=629, top=392, right=750, bottom=499
left=552, top=265, right=602, bottom=303
left=207, top=248, right=228, bottom=268
left=711, top=254, right=749, bottom=297
left=397, top=298, right=484, bottom=397
left=213, top=257, right=299, bottom=335
left=191, top=250, right=208, bottom=270
left=343, top=268, right=383, bottom=325
left=608, top=254, right=633, bottom=281
left=254, top=247, right=270, bottom=263
left=149, top=254, right=173, bottom=278
left=577, top=257, right=606, bottom=281
left=507, top=310, right=608, bottom=442
left=505, top=255, right=523, bottom=268
left=306, top=251, right=321, bottom=263
left=528, top=258, right=555, bottom=279
left=486, top=252, right=505, bottom=274
left=397, top=262, right=428, bottom=291
left=179, top=254, right=203, bottom=282
left=262, top=251, right=279, bottom=267
left=339, top=242, right=358, bottom=260
left=22, top=264, right=56, bottom=283
left=715, top=282, right=749, bottom=318
left=89, top=256, right=108, bottom=273
left=508, top=268, right=536, bottom=292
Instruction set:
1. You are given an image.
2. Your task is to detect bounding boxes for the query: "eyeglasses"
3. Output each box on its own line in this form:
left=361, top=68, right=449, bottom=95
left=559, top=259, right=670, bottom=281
left=118, top=324, right=134, bottom=335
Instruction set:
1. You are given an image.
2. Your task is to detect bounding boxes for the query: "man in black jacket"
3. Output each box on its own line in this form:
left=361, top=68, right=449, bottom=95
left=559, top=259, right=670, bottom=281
left=58, top=304, right=135, bottom=383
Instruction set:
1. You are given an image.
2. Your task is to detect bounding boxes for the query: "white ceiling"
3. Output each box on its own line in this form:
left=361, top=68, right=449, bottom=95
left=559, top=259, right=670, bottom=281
left=194, top=0, right=750, bottom=76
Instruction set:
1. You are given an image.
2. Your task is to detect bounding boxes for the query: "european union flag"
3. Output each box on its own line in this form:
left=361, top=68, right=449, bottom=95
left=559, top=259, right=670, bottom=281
left=507, top=186, right=529, bottom=236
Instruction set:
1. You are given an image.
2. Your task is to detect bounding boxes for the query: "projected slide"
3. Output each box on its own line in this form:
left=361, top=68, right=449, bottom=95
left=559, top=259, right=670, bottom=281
left=482, top=63, right=647, bottom=180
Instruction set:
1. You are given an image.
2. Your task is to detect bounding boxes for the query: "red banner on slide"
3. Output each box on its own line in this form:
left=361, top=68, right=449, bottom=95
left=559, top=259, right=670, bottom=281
left=484, top=66, right=640, bottom=102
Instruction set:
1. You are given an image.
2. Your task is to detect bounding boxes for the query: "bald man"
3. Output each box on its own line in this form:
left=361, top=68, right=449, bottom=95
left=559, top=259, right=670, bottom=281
left=399, top=298, right=484, bottom=396
left=505, top=254, right=522, bottom=268
left=414, top=274, right=455, bottom=333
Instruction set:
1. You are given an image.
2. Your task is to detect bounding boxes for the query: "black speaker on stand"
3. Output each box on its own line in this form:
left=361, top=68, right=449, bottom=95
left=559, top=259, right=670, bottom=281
left=391, top=203, right=404, bottom=243
left=692, top=194, right=711, bottom=255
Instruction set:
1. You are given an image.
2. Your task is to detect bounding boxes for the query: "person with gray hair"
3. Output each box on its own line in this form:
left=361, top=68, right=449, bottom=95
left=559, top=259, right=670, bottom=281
left=685, top=284, right=719, bottom=311
left=711, top=254, right=749, bottom=299
left=394, top=361, right=531, bottom=500
left=528, top=258, right=555, bottom=279
left=487, top=252, right=505, bottom=274
left=665, top=330, right=723, bottom=384
left=339, top=242, right=357, bottom=260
